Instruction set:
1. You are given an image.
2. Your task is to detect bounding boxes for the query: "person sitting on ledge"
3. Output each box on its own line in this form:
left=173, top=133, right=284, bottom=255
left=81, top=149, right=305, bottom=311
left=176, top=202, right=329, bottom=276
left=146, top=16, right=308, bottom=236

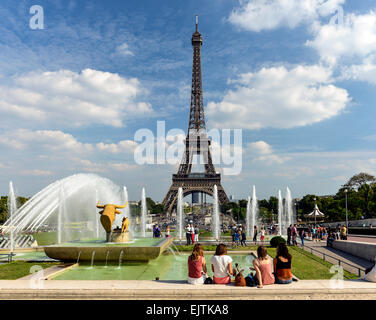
left=187, top=243, right=207, bottom=285
left=211, top=243, right=235, bottom=284
left=253, top=246, right=275, bottom=288
left=273, top=243, right=293, bottom=284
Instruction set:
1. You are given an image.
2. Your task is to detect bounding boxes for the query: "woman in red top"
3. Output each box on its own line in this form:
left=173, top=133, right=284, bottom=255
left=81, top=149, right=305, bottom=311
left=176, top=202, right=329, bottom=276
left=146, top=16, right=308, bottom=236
left=253, top=246, right=275, bottom=288
left=187, top=243, right=207, bottom=285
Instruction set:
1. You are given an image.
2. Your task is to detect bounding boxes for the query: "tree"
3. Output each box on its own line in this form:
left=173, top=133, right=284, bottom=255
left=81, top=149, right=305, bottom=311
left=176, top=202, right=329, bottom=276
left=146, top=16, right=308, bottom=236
left=345, top=173, right=376, bottom=218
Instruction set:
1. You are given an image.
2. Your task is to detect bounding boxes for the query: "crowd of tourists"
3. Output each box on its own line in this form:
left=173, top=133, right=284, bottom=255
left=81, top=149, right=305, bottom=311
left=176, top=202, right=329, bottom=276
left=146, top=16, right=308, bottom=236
left=187, top=243, right=296, bottom=287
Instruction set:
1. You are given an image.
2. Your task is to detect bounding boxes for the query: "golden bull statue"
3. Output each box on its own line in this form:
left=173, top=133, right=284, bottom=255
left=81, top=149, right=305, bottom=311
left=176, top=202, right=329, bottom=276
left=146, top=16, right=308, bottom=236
left=96, top=201, right=128, bottom=233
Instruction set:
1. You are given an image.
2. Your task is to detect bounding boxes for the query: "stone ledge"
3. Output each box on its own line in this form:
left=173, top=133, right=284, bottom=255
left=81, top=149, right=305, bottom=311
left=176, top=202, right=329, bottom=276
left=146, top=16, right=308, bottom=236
left=0, top=279, right=375, bottom=300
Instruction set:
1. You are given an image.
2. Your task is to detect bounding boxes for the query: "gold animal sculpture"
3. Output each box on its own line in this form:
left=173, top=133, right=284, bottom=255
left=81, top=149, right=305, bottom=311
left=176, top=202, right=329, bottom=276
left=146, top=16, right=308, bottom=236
left=121, top=217, right=130, bottom=233
left=96, top=201, right=128, bottom=233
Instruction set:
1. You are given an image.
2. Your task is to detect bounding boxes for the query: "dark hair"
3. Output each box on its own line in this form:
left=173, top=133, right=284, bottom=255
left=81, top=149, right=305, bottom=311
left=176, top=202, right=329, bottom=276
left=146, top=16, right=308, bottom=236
left=257, top=246, right=268, bottom=260
left=276, top=243, right=292, bottom=260
left=191, top=243, right=204, bottom=261
left=215, top=243, right=227, bottom=256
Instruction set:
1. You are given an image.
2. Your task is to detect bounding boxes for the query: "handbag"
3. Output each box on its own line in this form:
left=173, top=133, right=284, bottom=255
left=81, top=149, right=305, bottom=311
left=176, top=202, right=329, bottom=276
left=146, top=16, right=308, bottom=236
left=234, top=263, right=246, bottom=287
left=204, top=277, right=213, bottom=284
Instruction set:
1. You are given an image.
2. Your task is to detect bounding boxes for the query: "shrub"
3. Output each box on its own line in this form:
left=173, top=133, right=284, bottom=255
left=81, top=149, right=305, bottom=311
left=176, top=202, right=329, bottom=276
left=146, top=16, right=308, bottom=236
left=270, top=236, right=286, bottom=248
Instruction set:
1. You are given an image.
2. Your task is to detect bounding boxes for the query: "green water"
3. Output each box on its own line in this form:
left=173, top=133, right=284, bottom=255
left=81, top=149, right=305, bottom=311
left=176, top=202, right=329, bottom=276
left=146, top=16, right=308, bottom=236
left=53, top=253, right=255, bottom=280
left=48, top=238, right=164, bottom=247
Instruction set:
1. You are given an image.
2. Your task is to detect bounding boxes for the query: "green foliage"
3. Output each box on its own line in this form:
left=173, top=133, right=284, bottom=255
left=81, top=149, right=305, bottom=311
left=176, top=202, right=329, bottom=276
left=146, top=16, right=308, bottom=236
left=0, top=196, right=29, bottom=224
left=270, top=236, right=286, bottom=248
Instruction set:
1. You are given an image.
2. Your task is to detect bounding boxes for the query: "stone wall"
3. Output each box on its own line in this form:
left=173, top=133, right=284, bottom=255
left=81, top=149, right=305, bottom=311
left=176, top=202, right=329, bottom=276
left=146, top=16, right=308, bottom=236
left=332, top=240, right=376, bottom=262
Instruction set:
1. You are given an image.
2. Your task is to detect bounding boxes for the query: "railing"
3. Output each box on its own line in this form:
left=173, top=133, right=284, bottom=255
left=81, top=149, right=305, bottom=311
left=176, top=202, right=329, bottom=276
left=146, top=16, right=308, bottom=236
left=0, top=253, right=15, bottom=262
left=300, top=245, right=366, bottom=277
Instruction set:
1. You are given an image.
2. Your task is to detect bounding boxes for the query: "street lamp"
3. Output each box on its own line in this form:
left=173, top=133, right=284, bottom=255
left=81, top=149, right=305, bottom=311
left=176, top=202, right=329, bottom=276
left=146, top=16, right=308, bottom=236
left=345, top=189, right=348, bottom=230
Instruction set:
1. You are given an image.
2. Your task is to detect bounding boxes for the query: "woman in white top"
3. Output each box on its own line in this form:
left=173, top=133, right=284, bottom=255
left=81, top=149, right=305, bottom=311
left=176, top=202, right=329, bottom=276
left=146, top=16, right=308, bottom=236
left=211, top=243, right=235, bottom=284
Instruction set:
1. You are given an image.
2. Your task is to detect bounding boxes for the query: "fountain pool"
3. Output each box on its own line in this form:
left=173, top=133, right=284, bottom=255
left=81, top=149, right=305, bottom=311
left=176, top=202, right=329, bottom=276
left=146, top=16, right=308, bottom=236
left=51, top=252, right=256, bottom=281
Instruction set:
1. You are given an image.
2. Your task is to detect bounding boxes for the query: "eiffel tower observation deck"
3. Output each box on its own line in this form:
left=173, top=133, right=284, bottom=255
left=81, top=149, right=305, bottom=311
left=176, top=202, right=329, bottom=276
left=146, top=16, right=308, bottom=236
left=162, top=16, right=229, bottom=213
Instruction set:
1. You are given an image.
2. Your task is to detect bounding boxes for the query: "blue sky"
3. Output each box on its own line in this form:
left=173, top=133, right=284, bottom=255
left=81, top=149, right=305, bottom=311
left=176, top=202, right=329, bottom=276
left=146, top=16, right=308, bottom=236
left=1, top=0, right=376, bottom=202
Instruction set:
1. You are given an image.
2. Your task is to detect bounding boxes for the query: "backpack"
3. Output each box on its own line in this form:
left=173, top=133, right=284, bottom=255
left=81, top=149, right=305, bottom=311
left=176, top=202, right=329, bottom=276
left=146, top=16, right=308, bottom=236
left=245, top=273, right=259, bottom=287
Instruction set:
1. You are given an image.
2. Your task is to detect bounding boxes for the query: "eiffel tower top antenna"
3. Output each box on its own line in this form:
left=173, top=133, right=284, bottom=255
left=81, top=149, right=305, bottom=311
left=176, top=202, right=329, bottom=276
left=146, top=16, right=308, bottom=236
left=195, top=14, right=198, bottom=32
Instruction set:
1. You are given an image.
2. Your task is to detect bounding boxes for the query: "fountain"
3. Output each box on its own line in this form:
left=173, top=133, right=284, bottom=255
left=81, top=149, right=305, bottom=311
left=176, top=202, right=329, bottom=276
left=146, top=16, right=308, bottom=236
left=1, top=174, right=126, bottom=236
left=77, top=251, right=82, bottom=264
left=8, top=181, right=17, bottom=255
left=278, top=190, right=283, bottom=235
left=1, top=174, right=173, bottom=262
left=177, top=187, right=184, bottom=241
left=141, top=187, right=147, bottom=237
left=250, top=186, right=259, bottom=241
left=123, top=186, right=133, bottom=237
left=57, top=182, right=66, bottom=244
left=212, top=185, right=220, bottom=241
left=246, top=196, right=251, bottom=237
left=95, top=189, right=99, bottom=238
left=117, top=250, right=124, bottom=269
left=285, top=187, right=294, bottom=229
left=89, top=251, right=96, bottom=269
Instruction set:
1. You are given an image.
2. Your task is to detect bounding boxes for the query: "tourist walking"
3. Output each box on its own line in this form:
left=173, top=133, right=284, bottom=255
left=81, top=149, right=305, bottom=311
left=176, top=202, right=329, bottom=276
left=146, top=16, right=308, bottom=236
left=194, top=225, right=199, bottom=243
left=191, top=225, right=195, bottom=244
left=312, top=226, right=317, bottom=242
left=287, top=225, right=292, bottom=245
left=234, top=230, right=241, bottom=246
left=253, top=246, right=275, bottom=288
left=260, top=227, right=265, bottom=245
left=340, top=225, right=347, bottom=240
left=187, top=244, right=208, bottom=285
left=253, top=226, right=258, bottom=245
left=241, top=229, right=247, bottom=246
left=186, top=224, right=192, bottom=245
left=273, top=243, right=293, bottom=284
left=153, top=224, right=161, bottom=238
left=231, top=226, right=236, bottom=246
left=291, top=224, right=298, bottom=246
left=165, top=225, right=170, bottom=238
left=211, top=244, right=235, bottom=284
left=299, top=228, right=305, bottom=247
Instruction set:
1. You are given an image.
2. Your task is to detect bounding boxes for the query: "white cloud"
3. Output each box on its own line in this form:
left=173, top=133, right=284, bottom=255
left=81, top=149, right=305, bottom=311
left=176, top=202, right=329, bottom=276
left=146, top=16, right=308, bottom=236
left=79, top=159, right=138, bottom=173
left=0, top=129, right=138, bottom=155
left=207, top=65, right=349, bottom=130
left=115, top=43, right=134, bottom=56
left=248, top=141, right=272, bottom=155
left=247, top=141, right=289, bottom=164
left=341, top=55, right=376, bottom=84
left=0, top=129, right=93, bottom=153
left=228, top=0, right=344, bottom=32
left=0, top=69, right=152, bottom=128
left=21, top=169, right=54, bottom=176
left=96, top=140, right=138, bottom=154
left=307, top=11, right=376, bottom=66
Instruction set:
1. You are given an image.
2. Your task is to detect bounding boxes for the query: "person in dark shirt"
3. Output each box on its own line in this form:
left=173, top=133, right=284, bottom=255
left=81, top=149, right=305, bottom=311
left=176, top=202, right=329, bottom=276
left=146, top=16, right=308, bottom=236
left=287, top=225, right=292, bottom=245
left=241, top=230, right=247, bottom=246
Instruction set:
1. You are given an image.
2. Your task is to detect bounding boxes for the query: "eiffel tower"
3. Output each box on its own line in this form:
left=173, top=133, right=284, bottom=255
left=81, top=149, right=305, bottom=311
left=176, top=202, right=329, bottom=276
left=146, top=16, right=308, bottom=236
left=162, top=16, right=229, bottom=213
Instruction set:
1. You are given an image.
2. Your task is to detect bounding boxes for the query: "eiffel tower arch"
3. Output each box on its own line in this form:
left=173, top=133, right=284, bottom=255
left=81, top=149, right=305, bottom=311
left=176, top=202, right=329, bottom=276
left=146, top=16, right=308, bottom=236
left=162, top=17, right=229, bottom=213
